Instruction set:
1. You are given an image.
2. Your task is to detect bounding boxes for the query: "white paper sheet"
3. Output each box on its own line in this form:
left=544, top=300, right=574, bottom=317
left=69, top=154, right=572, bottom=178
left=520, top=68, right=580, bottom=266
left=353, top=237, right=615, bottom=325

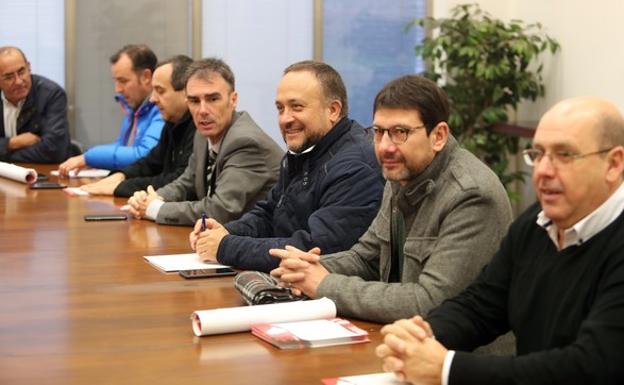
left=269, top=319, right=361, bottom=340
left=0, top=162, right=37, bottom=184
left=51, top=168, right=110, bottom=178
left=332, top=373, right=405, bottom=385
left=191, top=297, right=337, bottom=336
left=144, top=253, right=229, bottom=273
left=63, top=187, right=90, bottom=196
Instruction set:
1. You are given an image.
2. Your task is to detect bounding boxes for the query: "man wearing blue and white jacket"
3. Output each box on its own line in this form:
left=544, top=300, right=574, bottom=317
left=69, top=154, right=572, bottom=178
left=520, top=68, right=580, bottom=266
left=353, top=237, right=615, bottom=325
left=58, top=44, right=163, bottom=175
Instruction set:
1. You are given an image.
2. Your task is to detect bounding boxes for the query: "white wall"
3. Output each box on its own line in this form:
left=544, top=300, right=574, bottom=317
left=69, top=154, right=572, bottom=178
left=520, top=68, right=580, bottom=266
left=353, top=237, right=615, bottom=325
left=0, top=0, right=65, bottom=87
left=202, top=0, right=314, bottom=148
left=434, top=0, right=624, bottom=119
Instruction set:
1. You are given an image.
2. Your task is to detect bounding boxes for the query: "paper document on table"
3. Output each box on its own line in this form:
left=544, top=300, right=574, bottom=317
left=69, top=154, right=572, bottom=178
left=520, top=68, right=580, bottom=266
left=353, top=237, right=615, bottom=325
left=191, top=297, right=337, bottom=336
left=144, top=253, right=229, bottom=273
left=0, top=162, right=37, bottom=184
left=321, top=372, right=406, bottom=385
left=51, top=169, right=110, bottom=178
left=63, top=187, right=90, bottom=196
left=252, top=318, right=369, bottom=349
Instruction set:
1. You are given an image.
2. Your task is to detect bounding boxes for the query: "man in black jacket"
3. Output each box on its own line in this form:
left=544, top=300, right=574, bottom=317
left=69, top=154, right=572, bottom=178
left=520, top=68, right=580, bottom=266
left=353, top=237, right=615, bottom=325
left=0, top=46, right=70, bottom=163
left=189, top=60, right=384, bottom=272
left=81, top=55, right=195, bottom=197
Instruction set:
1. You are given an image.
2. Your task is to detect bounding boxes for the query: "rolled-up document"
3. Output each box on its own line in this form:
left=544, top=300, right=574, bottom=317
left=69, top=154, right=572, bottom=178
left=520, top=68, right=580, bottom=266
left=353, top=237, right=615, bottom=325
left=0, top=161, right=37, bottom=184
left=191, top=297, right=337, bottom=336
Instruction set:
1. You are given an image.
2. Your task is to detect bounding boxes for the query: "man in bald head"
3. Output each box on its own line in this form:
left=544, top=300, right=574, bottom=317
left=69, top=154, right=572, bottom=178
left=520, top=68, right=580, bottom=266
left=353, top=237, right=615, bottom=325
left=376, top=97, right=624, bottom=385
left=0, top=46, right=70, bottom=163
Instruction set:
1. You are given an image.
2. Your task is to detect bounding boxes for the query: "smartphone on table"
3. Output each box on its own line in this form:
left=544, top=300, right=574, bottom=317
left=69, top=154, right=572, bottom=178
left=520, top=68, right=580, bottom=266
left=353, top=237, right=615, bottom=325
left=179, top=268, right=237, bottom=279
left=84, top=214, right=128, bottom=221
left=30, top=181, right=67, bottom=189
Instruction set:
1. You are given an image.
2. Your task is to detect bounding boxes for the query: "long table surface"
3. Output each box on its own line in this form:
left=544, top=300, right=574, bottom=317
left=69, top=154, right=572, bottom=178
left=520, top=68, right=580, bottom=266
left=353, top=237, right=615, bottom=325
left=0, top=164, right=385, bottom=385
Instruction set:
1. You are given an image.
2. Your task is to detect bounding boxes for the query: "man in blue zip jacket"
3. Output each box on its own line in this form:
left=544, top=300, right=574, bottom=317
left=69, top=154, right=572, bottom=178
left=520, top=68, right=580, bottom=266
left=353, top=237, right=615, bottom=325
left=58, top=44, right=163, bottom=175
left=189, top=60, right=385, bottom=272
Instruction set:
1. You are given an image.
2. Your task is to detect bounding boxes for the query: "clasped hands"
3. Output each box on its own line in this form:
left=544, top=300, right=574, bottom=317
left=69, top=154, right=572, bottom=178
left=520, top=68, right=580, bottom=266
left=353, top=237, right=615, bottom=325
left=269, top=245, right=328, bottom=298
left=126, top=185, right=162, bottom=219
left=375, top=316, right=448, bottom=385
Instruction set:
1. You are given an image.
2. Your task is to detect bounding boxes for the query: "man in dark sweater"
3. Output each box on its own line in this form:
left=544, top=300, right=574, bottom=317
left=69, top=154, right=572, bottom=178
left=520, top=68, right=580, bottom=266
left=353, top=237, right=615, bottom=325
left=80, top=55, right=195, bottom=197
left=376, top=97, right=624, bottom=385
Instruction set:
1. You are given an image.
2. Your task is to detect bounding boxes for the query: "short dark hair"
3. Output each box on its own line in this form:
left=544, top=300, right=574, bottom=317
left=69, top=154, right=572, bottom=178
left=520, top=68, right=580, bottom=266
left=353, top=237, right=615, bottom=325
left=184, top=58, right=235, bottom=91
left=284, top=60, right=349, bottom=118
left=156, top=55, right=193, bottom=91
left=110, top=44, right=158, bottom=73
left=374, top=75, right=450, bottom=135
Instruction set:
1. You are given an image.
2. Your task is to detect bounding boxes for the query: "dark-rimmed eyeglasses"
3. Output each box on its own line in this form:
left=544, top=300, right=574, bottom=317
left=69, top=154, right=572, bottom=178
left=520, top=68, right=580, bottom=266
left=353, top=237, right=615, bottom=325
left=522, top=147, right=613, bottom=167
left=368, top=124, right=426, bottom=144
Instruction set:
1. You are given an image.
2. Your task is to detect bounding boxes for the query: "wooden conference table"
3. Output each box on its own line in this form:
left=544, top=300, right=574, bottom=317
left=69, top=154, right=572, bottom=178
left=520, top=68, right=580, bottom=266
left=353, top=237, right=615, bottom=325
left=0, top=164, right=384, bottom=385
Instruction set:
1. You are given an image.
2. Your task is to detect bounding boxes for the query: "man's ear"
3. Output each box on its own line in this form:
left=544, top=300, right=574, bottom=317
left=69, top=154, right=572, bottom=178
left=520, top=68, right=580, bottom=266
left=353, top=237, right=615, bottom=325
left=430, top=122, right=449, bottom=152
left=141, top=69, right=153, bottom=85
left=327, top=99, right=342, bottom=125
left=606, top=146, right=624, bottom=183
left=230, top=91, right=238, bottom=108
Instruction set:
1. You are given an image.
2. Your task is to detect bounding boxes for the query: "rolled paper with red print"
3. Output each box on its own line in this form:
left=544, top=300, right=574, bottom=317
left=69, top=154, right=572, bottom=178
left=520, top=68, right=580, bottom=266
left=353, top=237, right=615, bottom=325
left=191, top=297, right=336, bottom=336
left=0, top=161, right=37, bottom=184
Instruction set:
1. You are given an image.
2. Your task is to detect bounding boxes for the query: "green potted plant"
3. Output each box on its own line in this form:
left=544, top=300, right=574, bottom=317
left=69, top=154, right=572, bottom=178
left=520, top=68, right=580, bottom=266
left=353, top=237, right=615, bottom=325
left=410, top=3, right=560, bottom=195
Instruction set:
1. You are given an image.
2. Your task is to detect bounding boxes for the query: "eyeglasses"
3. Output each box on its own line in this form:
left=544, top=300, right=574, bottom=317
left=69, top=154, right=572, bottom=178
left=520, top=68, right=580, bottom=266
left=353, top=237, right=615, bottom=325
left=1, top=66, right=29, bottom=83
left=368, top=124, right=426, bottom=144
left=522, top=147, right=613, bottom=167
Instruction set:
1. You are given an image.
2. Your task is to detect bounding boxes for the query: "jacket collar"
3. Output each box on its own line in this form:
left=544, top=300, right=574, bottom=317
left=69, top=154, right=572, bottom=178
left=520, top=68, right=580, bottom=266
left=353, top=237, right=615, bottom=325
left=285, top=116, right=354, bottom=174
left=392, top=135, right=458, bottom=207
left=114, top=93, right=154, bottom=116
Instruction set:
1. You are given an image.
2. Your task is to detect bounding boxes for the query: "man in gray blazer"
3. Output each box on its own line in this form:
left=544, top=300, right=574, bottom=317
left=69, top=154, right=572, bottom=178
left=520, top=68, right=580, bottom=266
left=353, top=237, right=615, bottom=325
left=127, top=58, right=283, bottom=226
left=271, top=75, right=513, bottom=328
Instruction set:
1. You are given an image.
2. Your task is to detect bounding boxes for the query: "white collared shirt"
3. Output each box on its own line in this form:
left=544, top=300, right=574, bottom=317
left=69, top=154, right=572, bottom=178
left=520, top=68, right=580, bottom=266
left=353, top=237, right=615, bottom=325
left=288, top=144, right=316, bottom=155
left=145, top=139, right=222, bottom=221
left=536, top=182, right=624, bottom=250
left=441, top=182, right=624, bottom=385
left=2, top=92, right=24, bottom=138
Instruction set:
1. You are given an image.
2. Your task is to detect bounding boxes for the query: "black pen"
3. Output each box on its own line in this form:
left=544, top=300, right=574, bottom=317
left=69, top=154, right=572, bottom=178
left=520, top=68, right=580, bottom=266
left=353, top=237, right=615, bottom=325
left=200, top=212, right=207, bottom=231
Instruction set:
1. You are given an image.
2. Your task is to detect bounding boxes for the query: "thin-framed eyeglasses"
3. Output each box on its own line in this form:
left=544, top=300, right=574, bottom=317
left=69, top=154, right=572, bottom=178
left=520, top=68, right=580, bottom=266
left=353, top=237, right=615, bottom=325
left=1, top=66, right=29, bottom=84
left=522, top=147, right=613, bottom=167
left=368, top=124, right=426, bottom=144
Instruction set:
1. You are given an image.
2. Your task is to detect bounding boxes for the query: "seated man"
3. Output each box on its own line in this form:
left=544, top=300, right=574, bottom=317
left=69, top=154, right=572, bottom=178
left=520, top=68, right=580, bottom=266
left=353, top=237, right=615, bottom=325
left=270, top=75, right=512, bottom=326
left=0, top=46, right=70, bottom=163
left=376, top=97, right=624, bottom=385
left=126, top=58, right=283, bottom=225
left=58, top=44, right=163, bottom=175
left=189, top=60, right=385, bottom=272
left=81, top=55, right=195, bottom=197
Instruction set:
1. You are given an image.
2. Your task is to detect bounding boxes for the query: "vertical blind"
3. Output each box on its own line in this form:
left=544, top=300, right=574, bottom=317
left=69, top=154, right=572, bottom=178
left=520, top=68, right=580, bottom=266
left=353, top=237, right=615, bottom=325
left=0, top=0, right=65, bottom=87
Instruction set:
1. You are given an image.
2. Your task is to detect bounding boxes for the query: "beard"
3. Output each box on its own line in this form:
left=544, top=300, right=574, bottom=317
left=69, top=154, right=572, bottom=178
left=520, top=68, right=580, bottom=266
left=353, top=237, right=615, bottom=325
left=289, top=131, right=324, bottom=154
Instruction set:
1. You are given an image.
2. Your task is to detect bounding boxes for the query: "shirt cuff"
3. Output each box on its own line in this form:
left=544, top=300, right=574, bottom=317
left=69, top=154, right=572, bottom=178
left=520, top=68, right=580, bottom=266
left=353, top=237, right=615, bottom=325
left=442, top=350, right=455, bottom=385
left=145, top=199, right=164, bottom=221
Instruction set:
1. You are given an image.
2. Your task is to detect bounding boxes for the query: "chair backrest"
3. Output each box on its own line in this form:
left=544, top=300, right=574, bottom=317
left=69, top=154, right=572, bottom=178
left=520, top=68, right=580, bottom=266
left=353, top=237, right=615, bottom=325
left=69, top=139, right=83, bottom=156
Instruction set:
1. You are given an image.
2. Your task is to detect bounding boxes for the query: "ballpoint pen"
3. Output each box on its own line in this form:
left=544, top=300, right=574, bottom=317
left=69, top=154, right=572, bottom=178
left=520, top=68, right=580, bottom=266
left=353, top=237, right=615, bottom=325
left=200, top=212, right=207, bottom=232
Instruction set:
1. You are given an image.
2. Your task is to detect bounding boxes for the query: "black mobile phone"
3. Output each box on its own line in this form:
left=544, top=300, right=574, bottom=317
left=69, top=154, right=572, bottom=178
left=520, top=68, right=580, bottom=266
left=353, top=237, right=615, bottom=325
left=36, top=173, right=49, bottom=181
left=83, top=214, right=128, bottom=221
left=30, top=181, right=67, bottom=189
left=179, top=268, right=237, bottom=279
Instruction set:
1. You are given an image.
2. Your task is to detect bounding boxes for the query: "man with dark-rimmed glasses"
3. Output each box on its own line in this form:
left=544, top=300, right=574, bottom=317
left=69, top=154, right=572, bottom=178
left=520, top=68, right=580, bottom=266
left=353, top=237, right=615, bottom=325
left=0, top=46, right=70, bottom=163
left=376, top=96, right=624, bottom=385
left=270, top=75, right=513, bottom=358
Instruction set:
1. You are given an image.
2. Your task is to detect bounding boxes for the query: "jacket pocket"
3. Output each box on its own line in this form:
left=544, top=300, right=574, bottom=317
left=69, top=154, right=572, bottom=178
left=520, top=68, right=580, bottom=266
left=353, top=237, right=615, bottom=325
left=402, top=237, right=437, bottom=280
